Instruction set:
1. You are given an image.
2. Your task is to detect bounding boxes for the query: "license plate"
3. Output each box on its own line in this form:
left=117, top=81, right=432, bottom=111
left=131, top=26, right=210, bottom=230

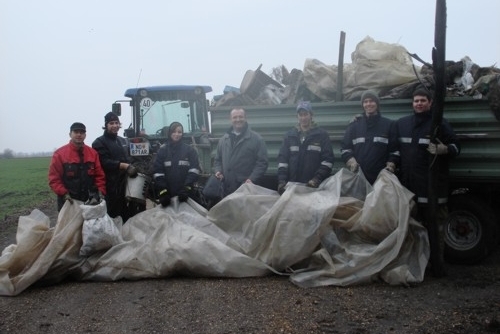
left=130, top=143, right=149, bottom=156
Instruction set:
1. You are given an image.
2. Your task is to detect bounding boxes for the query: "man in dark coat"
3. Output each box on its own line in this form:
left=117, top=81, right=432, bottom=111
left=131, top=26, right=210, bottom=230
left=213, top=107, right=268, bottom=197
left=340, top=90, right=399, bottom=184
left=92, top=112, right=139, bottom=222
left=395, top=88, right=460, bottom=274
left=277, top=101, right=334, bottom=194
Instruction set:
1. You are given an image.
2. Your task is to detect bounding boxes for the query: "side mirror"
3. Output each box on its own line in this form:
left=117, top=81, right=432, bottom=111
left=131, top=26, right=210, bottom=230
left=112, top=103, right=122, bottom=116
left=124, top=128, right=135, bottom=138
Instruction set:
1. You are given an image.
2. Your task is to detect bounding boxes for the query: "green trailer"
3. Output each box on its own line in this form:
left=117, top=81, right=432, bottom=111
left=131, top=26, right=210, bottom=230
left=209, top=96, right=500, bottom=265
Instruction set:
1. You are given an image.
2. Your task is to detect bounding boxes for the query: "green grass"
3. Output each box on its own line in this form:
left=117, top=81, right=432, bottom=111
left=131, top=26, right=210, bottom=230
left=0, top=157, right=54, bottom=219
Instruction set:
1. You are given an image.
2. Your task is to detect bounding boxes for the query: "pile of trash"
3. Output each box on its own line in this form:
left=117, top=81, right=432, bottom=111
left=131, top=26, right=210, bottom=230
left=213, top=36, right=500, bottom=120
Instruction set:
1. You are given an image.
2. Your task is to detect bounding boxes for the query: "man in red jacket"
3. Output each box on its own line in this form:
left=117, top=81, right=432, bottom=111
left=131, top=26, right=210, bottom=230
left=48, top=122, right=106, bottom=211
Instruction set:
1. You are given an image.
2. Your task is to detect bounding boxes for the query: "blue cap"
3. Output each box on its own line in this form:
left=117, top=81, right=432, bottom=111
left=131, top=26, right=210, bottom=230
left=296, top=101, right=312, bottom=113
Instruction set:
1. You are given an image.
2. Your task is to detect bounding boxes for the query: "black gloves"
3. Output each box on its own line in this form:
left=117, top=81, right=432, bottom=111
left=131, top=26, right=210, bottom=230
left=277, top=182, right=286, bottom=195
left=127, top=164, right=138, bottom=178
left=63, top=193, right=74, bottom=204
left=427, top=139, right=448, bottom=155
left=178, top=186, right=191, bottom=202
left=85, top=190, right=105, bottom=205
left=306, top=177, right=320, bottom=188
left=158, top=189, right=171, bottom=207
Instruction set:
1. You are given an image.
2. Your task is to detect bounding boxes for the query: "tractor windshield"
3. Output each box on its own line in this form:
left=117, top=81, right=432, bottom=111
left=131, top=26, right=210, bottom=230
left=135, top=89, right=209, bottom=138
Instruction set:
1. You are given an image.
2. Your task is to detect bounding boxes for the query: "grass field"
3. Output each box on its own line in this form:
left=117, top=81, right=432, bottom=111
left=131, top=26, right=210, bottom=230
left=0, top=157, right=54, bottom=219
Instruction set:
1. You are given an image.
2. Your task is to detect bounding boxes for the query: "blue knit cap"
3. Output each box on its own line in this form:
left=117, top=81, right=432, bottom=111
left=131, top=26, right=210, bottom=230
left=296, top=101, right=312, bottom=113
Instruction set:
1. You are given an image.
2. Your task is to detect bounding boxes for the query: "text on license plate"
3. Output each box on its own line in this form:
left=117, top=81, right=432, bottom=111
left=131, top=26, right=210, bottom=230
left=130, top=143, right=149, bottom=156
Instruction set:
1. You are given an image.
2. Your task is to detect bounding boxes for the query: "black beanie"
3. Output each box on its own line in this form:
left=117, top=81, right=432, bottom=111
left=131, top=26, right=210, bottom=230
left=360, top=90, right=380, bottom=106
left=104, top=112, right=120, bottom=126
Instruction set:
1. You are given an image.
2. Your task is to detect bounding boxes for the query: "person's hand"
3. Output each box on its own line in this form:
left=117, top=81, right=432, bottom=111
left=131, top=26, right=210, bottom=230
left=63, top=193, right=74, bottom=204
left=158, top=189, right=171, bottom=207
left=306, top=177, right=320, bottom=188
left=215, top=171, right=223, bottom=180
left=86, top=190, right=105, bottom=205
left=427, top=139, right=448, bottom=155
left=346, top=157, right=359, bottom=172
left=127, top=164, right=138, bottom=178
left=277, top=182, right=286, bottom=195
left=385, top=162, right=396, bottom=173
left=245, top=179, right=253, bottom=184
left=86, top=196, right=99, bottom=206
left=178, top=186, right=191, bottom=202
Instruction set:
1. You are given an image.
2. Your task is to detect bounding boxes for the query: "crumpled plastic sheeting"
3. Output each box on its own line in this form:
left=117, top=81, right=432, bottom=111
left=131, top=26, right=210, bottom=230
left=0, top=203, right=85, bottom=296
left=80, top=199, right=271, bottom=281
left=0, top=169, right=429, bottom=296
left=290, top=170, right=429, bottom=287
left=208, top=171, right=358, bottom=271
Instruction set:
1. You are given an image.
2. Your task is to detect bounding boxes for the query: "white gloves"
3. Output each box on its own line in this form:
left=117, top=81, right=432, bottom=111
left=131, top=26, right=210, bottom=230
left=346, top=157, right=359, bottom=172
left=427, top=138, right=448, bottom=155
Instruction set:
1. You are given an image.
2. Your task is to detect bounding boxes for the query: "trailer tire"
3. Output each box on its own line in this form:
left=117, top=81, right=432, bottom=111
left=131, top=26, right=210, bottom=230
left=444, top=194, right=499, bottom=264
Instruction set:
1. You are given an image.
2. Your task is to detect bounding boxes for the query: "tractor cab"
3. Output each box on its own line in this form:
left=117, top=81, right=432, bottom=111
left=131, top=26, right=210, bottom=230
left=112, top=85, right=213, bottom=178
left=113, top=85, right=212, bottom=153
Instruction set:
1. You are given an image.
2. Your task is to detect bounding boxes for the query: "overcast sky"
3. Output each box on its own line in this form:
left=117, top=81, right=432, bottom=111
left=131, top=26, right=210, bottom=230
left=1, top=0, right=499, bottom=154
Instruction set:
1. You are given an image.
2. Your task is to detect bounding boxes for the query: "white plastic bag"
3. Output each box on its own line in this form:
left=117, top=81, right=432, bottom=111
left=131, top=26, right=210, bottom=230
left=80, top=201, right=123, bottom=257
left=344, top=36, right=417, bottom=100
left=461, top=56, right=475, bottom=90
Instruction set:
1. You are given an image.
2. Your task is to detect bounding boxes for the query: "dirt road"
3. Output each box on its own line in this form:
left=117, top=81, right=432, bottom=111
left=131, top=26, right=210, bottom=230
left=1, top=199, right=499, bottom=333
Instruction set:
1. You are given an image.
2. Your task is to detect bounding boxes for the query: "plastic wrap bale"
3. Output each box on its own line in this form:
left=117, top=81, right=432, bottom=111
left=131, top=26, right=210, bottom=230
left=344, top=36, right=418, bottom=100
left=302, top=58, right=347, bottom=101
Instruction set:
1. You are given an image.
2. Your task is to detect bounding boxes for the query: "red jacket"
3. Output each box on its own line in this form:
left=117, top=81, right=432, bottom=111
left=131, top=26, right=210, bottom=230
left=48, top=141, right=106, bottom=200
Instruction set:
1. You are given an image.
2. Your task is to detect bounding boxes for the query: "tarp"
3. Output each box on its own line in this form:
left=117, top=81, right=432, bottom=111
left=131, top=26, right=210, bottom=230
left=0, top=169, right=429, bottom=296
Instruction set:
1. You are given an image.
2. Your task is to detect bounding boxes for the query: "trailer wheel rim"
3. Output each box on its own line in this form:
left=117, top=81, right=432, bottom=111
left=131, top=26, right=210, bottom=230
left=444, top=210, right=482, bottom=251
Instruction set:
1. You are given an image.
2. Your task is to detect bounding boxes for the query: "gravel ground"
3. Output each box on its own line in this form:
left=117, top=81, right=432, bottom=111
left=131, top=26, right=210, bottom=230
left=1, top=198, right=499, bottom=334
